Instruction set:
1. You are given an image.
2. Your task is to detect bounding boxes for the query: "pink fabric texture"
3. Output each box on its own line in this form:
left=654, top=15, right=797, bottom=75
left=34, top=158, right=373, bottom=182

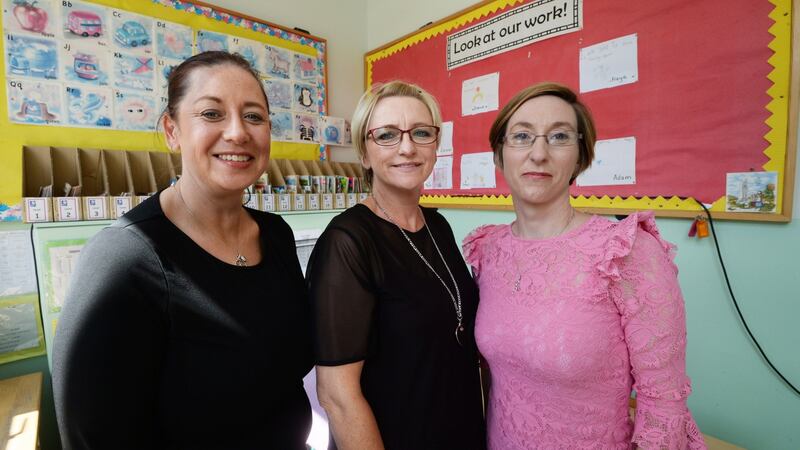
left=463, top=213, right=705, bottom=450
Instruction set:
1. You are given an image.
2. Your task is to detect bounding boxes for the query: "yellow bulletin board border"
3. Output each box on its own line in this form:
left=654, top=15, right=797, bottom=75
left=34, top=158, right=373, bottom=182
left=0, top=0, right=329, bottom=217
left=365, top=0, right=798, bottom=222
left=0, top=294, right=47, bottom=365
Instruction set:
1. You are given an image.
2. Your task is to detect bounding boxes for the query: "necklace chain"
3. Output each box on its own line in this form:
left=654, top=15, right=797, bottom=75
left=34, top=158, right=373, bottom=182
left=174, top=182, right=248, bottom=267
left=513, top=208, right=575, bottom=292
left=373, top=198, right=465, bottom=345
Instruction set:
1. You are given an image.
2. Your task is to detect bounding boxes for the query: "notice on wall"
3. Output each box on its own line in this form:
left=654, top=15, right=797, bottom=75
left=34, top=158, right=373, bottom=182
left=579, top=33, right=639, bottom=93
left=460, top=152, right=496, bottom=189
left=0, top=230, right=37, bottom=297
left=424, top=156, right=453, bottom=190
left=446, top=0, right=582, bottom=70
left=462, top=73, right=499, bottom=117
left=0, top=295, right=46, bottom=364
left=576, top=137, right=636, bottom=187
left=46, top=241, right=85, bottom=312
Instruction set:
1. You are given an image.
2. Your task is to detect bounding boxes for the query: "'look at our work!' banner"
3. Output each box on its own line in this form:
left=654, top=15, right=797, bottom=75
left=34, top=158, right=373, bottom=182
left=446, top=0, right=582, bottom=70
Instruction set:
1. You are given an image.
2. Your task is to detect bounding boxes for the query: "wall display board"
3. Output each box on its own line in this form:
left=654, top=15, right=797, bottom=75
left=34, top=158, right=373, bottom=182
left=1, top=0, right=329, bottom=221
left=365, top=0, right=799, bottom=221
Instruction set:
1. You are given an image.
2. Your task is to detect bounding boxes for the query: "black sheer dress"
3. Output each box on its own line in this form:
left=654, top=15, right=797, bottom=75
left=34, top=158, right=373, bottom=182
left=307, top=204, right=486, bottom=450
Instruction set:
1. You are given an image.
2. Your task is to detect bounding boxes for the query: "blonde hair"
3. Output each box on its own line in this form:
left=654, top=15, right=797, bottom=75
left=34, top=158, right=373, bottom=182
left=489, top=82, right=596, bottom=183
left=352, top=81, right=442, bottom=186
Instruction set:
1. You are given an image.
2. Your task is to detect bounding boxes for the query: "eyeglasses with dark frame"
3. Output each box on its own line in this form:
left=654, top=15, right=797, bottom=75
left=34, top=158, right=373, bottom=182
left=367, top=125, right=441, bottom=146
left=502, top=130, right=582, bottom=148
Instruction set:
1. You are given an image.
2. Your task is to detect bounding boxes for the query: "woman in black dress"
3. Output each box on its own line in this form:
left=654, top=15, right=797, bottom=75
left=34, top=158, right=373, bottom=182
left=307, top=81, right=486, bottom=449
left=52, top=51, right=312, bottom=449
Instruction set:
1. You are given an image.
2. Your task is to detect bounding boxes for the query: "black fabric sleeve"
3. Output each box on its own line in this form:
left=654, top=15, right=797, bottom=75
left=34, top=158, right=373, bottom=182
left=307, top=227, right=377, bottom=365
left=52, top=227, right=169, bottom=450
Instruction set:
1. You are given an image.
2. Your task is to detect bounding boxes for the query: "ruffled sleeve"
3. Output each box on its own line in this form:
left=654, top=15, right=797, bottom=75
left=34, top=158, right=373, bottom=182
left=462, top=224, right=500, bottom=279
left=597, top=213, right=706, bottom=450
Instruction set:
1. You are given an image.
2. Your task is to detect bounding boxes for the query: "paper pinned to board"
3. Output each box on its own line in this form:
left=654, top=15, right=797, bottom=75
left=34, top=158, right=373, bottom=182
left=576, top=137, right=636, bottom=187
left=460, top=152, right=496, bottom=189
left=462, top=73, right=499, bottom=116
left=580, top=33, right=638, bottom=93
left=424, top=156, right=454, bottom=190
left=437, top=121, right=454, bottom=156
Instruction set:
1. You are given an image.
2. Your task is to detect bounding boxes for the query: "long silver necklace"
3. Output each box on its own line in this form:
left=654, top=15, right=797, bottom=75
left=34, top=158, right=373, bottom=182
left=174, top=182, right=248, bottom=267
left=513, top=208, right=575, bottom=292
left=373, top=198, right=465, bottom=346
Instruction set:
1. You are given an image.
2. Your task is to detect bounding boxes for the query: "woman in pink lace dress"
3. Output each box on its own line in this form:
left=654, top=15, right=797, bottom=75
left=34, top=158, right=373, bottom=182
left=463, top=83, right=706, bottom=450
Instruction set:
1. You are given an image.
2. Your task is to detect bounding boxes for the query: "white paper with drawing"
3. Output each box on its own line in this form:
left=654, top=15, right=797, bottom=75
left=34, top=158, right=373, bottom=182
left=462, top=73, right=499, bottom=116
left=424, top=156, right=453, bottom=190
left=460, top=152, right=496, bottom=189
left=580, top=34, right=638, bottom=93
left=437, top=121, right=454, bottom=156
left=576, top=137, right=636, bottom=186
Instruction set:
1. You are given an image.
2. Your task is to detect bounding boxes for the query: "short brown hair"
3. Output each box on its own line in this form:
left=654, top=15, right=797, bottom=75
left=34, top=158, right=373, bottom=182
left=352, top=81, right=442, bottom=186
left=489, top=82, right=596, bottom=183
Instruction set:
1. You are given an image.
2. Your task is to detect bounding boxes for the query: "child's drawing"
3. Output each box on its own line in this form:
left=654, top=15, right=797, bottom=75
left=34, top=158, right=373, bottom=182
left=156, top=21, right=192, bottom=60
left=61, top=42, right=109, bottom=85
left=156, top=57, right=180, bottom=95
left=65, top=85, right=112, bottom=127
left=294, top=113, right=318, bottom=142
left=293, top=81, right=317, bottom=113
left=5, top=33, right=58, bottom=79
left=265, top=45, right=290, bottom=79
left=7, top=78, right=62, bottom=124
left=61, top=1, right=106, bottom=41
left=114, top=90, right=156, bottom=131
left=111, top=11, right=152, bottom=54
left=196, top=29, right=228, bottom=53
left=263, top=78, right=291, bottom=110
left=0, top=203, right=23, bottom=222
left=320, top=116, right=344, bottom=145
left=113, top=52, right=154, bottom=91
left=3, top=0, right=56, bottom=37
left=293, top=53, right=318, bottom=80
left=726, top=171, right=778, bottom=213
left=230, top=37, right=266, bottom=75
left=270, top=110, right=293, bottom=142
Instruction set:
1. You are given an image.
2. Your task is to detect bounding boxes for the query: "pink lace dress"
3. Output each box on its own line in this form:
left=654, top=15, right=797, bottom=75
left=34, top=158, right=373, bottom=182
left=463, top=213, right=706, bottom=450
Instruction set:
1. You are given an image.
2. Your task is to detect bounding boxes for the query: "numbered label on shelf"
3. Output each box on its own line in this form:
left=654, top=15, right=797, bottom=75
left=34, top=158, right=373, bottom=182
left=56, top=197, right=81, bottom=221
left=113, top=197, right=132, bottom=218
left=85, top=197, right=108, bottom=219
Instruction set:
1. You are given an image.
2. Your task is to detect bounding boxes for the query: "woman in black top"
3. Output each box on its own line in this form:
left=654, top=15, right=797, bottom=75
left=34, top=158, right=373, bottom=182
left=307, top=81, right=486, bottom=449
left=52, top=51, right=312, bottom=449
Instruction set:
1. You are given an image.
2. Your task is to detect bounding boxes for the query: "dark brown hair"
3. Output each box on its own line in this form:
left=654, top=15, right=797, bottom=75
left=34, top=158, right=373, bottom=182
left=489, top=82, right=596, bottom=183
left=164, top=51, right=269, bottom=119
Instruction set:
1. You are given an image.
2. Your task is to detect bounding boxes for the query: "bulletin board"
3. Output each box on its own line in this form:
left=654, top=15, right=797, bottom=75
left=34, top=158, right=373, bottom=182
left=0, top=0, right=328, bottom=221
left=365, top=0, right=799, bottom=221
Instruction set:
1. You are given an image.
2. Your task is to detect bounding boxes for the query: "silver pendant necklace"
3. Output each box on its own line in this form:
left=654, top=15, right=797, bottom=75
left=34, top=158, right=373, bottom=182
left=373, top=198, right=465, bottom=346
left=513, top=208, right=575, bottom=292
left=174, top=182, right=248, bottom=267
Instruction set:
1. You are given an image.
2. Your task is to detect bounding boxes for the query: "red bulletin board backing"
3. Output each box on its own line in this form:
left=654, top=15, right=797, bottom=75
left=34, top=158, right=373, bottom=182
left=365, top=0, right=799, bottom=221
